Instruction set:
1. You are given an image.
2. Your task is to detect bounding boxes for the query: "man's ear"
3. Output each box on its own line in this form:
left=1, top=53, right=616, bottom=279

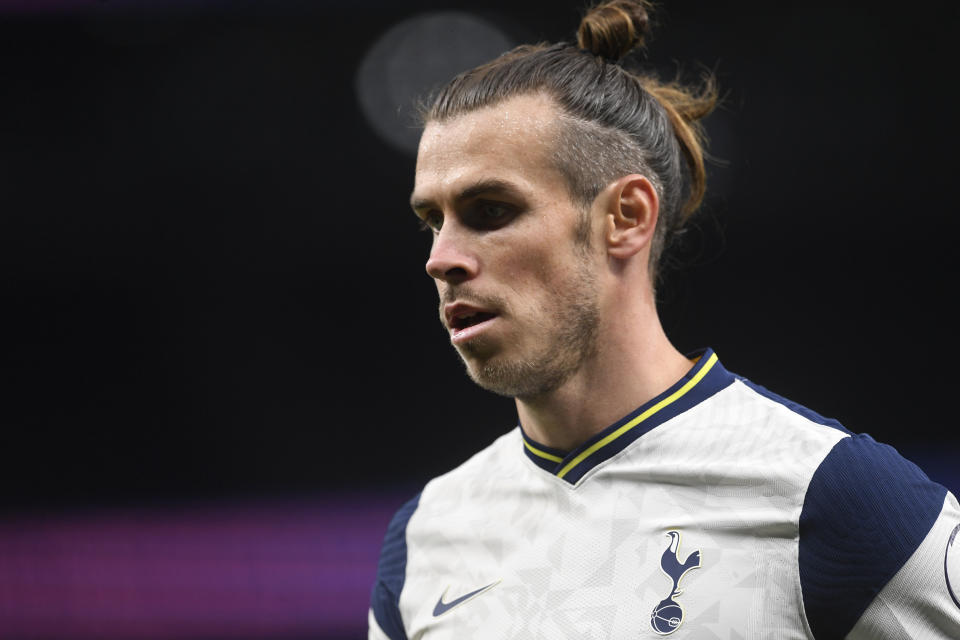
left=601, top=174, right=659, bottom=259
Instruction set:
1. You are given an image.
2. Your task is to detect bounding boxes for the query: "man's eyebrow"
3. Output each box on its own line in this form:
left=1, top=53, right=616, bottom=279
left=410, top=179, right=522, bottom=212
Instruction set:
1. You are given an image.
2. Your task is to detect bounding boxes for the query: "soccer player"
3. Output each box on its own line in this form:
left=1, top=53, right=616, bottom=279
left=369, top=1, right=960, bottom=637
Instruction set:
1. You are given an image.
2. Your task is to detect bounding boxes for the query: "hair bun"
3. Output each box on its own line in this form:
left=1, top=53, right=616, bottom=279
left=577, top=0, right=651, bottom=62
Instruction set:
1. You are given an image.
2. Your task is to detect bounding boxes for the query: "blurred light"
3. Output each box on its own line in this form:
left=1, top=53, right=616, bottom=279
left=355, top=11, right=514, bottom=155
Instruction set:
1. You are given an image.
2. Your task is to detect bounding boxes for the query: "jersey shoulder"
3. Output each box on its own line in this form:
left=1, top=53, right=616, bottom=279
left=731, top=375, right=958, bottom=637
left=368, top=428, right=522, bottom=639
left=370, top=493, right=420, bottom=640
left=416, top=427, right=528, bottom=510
left=799, top=430, right=952, bottom=638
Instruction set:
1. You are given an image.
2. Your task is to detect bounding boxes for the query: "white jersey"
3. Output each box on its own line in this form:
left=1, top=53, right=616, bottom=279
left=369, top=350, right=960, bottom=639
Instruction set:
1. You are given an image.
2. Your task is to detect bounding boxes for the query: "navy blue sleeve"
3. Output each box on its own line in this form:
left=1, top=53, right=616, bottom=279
left=370, top=493, right=421, bottom=640
left=799, top=434, right=948, bottom=638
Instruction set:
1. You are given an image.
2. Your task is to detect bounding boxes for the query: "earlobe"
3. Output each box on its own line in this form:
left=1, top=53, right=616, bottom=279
left=604, top=174, right=659, bottom=259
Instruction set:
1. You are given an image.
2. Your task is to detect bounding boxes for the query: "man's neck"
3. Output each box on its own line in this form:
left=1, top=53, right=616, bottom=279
left=515, top=314, right=692, bottom=453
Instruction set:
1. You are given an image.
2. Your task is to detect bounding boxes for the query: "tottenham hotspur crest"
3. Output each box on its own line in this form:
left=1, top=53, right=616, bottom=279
left=650, top=530, right=701, bottom=635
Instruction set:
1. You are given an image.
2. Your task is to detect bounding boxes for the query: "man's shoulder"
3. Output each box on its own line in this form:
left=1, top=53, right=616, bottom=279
left=720, top=373, right=850, bottom=435
left=796, top=429, right=953, bottom=637
left=380, top=427, right=523, bottom=528
left=431, top=426, right=523, bottom=481
left=718, top=370, right=949, bottom=530
left=666, top=353, right=853, bottom=451
left=654, top=371, right=853, bottom=477
left=720, top=374, right=946, bottom=496
left=414, top=427, right=526, bottom=509
left=683, top=371, right=959, bottom=637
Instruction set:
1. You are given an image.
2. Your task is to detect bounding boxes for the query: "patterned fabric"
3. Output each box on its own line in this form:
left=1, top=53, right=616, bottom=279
left=369, top=352, right=960, bottom=639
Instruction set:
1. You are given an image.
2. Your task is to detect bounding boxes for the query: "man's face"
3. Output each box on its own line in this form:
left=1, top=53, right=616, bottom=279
left=411, top=93, right=602, bottom=398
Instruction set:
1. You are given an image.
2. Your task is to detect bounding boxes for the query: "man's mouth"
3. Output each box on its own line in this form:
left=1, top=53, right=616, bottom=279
left=450, top=310, right=497, bottom=331
left=444, top=303, right=499, bottom=342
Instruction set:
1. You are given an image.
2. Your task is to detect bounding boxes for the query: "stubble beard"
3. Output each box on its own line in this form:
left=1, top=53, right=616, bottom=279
left=453, top=255, right=600, bottom=399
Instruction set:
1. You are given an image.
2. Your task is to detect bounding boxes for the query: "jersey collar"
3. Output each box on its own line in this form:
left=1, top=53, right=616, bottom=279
left=519, top=349, right=735, bottom=485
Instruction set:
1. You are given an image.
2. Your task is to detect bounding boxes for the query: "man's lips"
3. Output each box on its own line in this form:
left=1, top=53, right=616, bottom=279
left=443, top=303, right=499, bottom=337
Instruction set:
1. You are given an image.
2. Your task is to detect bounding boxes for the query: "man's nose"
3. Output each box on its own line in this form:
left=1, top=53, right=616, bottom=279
left=425, top=225, right=479, bottom=285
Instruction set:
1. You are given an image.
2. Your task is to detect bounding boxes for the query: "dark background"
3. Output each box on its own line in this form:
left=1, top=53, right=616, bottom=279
left=2, top=0, right=958, bottom=514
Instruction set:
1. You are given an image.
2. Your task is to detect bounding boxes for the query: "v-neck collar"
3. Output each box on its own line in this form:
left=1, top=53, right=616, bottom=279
left=519, top=349, right=734, bottom=485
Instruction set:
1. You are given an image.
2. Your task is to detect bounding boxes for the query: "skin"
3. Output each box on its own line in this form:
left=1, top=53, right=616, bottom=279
left=411, top=92, right=693, bottom=452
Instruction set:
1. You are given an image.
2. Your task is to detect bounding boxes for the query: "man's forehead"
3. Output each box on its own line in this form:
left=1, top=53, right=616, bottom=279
left=418, top=93, right=559, bottom=153
left=413, top=93, right=564, bottom=203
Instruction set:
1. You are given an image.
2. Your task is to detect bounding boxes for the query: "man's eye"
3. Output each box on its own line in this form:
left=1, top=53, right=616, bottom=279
left=469, top=202, right=514, bottom=228
left=418, top=211, right=443, bottom=233
left=480, top=203, right=509, bottom=219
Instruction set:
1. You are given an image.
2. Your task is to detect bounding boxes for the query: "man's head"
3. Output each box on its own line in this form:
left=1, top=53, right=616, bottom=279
left=423, top=0, right=716, bottom=281
left=413, top=93, right=604, bottom=398
left=410, top=0, right=715, bottom=398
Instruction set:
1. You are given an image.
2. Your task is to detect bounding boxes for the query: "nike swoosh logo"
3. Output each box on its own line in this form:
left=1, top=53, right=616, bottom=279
left=432, top=580, right=500, bottom=617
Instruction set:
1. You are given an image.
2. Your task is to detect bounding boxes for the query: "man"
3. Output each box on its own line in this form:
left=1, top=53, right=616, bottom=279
left=369, top=2, right=960, bottom=637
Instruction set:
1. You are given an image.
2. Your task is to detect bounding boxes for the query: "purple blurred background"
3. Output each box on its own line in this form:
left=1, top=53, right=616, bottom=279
left=0, top=494, right=406, bottom=639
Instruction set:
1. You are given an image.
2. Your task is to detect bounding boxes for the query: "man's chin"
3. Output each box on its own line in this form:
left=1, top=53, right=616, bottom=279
left=457, top=347, right=519, bottom=396
left=464, top=364, right=523, bottom=398
left=460, top=350, right=574, bottom=399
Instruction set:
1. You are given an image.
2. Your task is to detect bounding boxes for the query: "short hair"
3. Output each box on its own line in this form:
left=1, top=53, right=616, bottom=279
left=423, top=0, right=717, bottom=282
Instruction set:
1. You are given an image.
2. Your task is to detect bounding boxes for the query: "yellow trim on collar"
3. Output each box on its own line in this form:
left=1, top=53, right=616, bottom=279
left=523, top=439, right=564, bottom=463
left=556, top=352, right=719, bottom=480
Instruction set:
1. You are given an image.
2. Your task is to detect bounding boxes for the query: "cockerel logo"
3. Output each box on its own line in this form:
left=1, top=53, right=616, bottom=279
left=650, top=530, right=701, bottom=635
